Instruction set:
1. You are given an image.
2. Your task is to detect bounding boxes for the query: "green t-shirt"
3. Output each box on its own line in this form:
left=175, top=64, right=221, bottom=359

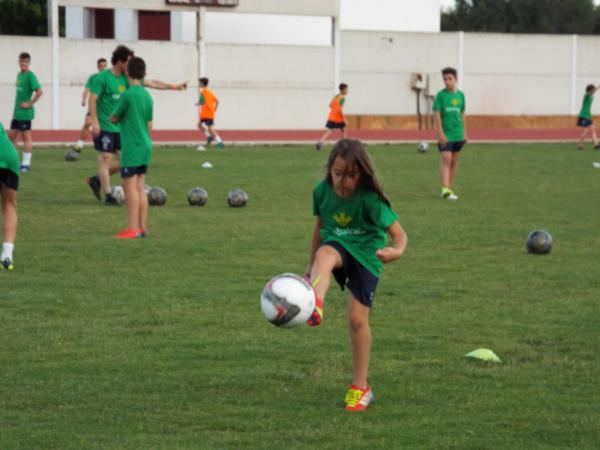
left=90, top=69, right=128, bottom=133
left=312, top=180, right=399, bottom=277
left=579, top=94, right=593, bottom=120
left=13, top=70, right=41, bottom=121
left=0, top=123, right=20, bottom=177
left=112, top=85, right=153, bottom=168
left=433, top=89, right=466, bottom=141
left=85, top=73, right=97, bottom=90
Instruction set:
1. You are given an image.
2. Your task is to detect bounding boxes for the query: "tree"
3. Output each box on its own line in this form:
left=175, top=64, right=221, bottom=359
left=442, top=0, right=597, bottom=34
left=0, top=0, right=65, bottom=36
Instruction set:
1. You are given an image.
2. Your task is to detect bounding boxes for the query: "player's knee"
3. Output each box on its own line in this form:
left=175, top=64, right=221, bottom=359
left=348, top=315, right=367, bottom=334
left=315, top=245, right=341, bottom=269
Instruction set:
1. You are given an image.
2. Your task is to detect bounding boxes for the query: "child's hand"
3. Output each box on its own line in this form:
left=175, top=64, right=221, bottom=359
left=376, top=247, right=401, bottom=263
left=438, top=134, right=448, bottom=146
left=20, top=101, right=31, bottom=109
left=463, top=133, right=469, bottom=143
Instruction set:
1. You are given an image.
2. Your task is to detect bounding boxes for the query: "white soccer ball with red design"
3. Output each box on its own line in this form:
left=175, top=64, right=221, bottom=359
left=260, top=273, right=316, bottom=328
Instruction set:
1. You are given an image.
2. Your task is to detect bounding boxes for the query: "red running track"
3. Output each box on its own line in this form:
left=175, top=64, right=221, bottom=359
left=29, top=128, right=583, bottom=144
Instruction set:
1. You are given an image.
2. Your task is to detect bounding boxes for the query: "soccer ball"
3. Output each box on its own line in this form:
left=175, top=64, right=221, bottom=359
left=526, top=230, right=553, bottom=255
left=417, top=142, right=429, bottom=153
left=188, top=187, right=208, bottom=206
left=110, top=185, right=125, bottom=205
left=260, top=273, right=316, bottom=328
left=144, top=184, right=152, bottom=195
left=227, top=188, right=248, bottom=208
left=148, top=187, right=167, bottom=206
left=64, top=150, right=79, bottom=161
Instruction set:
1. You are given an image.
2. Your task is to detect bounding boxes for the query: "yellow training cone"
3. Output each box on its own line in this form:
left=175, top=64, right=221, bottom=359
left=465, top=348, right=502, bottom=363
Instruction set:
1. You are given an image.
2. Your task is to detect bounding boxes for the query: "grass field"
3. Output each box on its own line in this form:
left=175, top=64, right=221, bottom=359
left=1, top=143, right=599, bottom=449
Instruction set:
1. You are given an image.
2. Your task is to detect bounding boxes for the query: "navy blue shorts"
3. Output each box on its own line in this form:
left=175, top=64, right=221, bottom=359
left=10, top=120, right=31, bottom=132
left=120, top=165, right=147, bottom=178
left=326, top=120, right=346, bottom=130
left=323, top=241, right=379, bottom=308
left=200, top=119, right=214, bottom=126
left=94, top=131, right=121, bottom=153
left=577, top=117, right=593, bottom=127
left=438, top=140, right=465, bottom=152
left=0, top=168, right=19, bottom=191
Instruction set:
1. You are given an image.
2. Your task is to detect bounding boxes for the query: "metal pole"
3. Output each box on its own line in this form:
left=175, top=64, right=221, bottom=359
left=332, top=0, right=341, bottom=93
left=197, top=6, right=206, bottom=79
left=49, top=0, right=60, bottom=129
left=457, top=30, right=464, bottom=90
left=570, top=34, right=578, bottom=116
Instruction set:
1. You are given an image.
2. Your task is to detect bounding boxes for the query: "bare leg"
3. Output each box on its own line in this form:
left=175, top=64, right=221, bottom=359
left=449, top=152, right=461, bottom=188
left=578, top=127, right=589, bottom=149
left=318, top=129, right=333, bottom=145
left=1, top=186, right=17, bottom=244
left=7, top=129, right=19, bottom=146
left=22, top=130, right=32, bottom=156
left=341, top=127, right=348, bottom=139
left=309, top=245, right=343, bottom=301
left=137, top=174, right=148, bottom=232
left=591, top=127, right=598, bottom=146
left=98, top=152, right=114, bottom=196
left=348, top=296, right=371, bottom=388
left=122, top=175, right=140, bottom=230
left=440, top=151, right=452, bottom=188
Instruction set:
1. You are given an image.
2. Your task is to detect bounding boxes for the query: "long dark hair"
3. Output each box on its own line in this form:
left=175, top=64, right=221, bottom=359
left=324, top=139, right=391, bottom=206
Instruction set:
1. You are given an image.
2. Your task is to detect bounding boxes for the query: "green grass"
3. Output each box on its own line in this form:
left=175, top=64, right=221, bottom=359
left=1, top=143, right=599, bottom=449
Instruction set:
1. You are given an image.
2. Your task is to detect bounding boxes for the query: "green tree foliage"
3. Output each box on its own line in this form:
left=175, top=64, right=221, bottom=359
left=0, top=0, right=65, bottom=36
left=443, top=0, right=598, bottom=34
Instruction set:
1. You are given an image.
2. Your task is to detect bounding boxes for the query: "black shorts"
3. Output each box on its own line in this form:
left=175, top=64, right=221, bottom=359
left=323, top=241, right=379, bottom=308
left=326, top=120, right=346, bottom=130
left=200, top=119, right=214, bottom=126
left=438, top=140, right=466, bottom=153
left=577, top=117, right=593, bottom=127
left=94, top=131, right=121, bottom=153
left=120, top=165, right=148, bottom=178
left=0, top=168, right=19, bottom=191
left=10, top=120, right=31, bottom=132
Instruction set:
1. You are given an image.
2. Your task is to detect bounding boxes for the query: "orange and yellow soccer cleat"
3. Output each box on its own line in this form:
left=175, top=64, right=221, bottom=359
left=115, top=229, right=142, bottom=239
left=344, top=385, right=374, bottom=412
left=306, top=295, right=324, bottom=327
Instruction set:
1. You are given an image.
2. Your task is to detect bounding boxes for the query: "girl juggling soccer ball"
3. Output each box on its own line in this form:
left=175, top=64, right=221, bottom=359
left=305, top=139, right=408, bottom=412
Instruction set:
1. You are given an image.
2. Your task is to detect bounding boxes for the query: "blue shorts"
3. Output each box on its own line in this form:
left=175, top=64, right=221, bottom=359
left=10, top=120, right=31, bottom=132
left=94, top=131, right=121, bottom=153
left=326, top=120, right=346, bottom=130
left=323, top=241, right=379, bottom=308
left=120, top=165, right=147, bottom=178
left=438, top=140, right=465, bottom=152
left=200, top=119, right=214, bottom=126
left=0, top=168, right=19, bottom=191
left=577, top=117, right=593, bottom=127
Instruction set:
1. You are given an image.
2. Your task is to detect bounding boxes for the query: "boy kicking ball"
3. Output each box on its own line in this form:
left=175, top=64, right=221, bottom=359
left=576, top=84, right=600, bottom=150
left=433, top=67, right=468, bottom=201
left=110, top=57, right=153, bottom=239
left=0, top=122, right=20, bottom=270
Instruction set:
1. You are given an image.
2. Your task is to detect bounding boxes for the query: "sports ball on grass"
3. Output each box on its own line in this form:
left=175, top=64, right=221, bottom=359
left=526, top=230, right=553, bottom=255
left=148, top=187, right=167, bottom=206
left=64, top=150, right=80, bottom=161
left=417, top=142, right=429, bottom=153
left=227, top=188, right=248, bottom=208
left=188, top=187, right=208, bottom=206
left=261, top=273, right=316, bottom=328
left=110, top=185, right=125, bottom=205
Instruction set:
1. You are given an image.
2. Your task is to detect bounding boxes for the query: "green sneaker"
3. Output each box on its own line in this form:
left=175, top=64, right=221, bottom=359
left=1, top=258, right=14, bottom=271
left=441, top=188, right=458, bottom=201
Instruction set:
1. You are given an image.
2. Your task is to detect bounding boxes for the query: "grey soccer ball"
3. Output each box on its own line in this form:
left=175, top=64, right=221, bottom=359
left=188, top=187, right=208, bottom=206
left=148, top=187, right=167, bottom=206
left=144, top=184, right=152, bottom=195
left=110, top=185, right=125, bottom=205
left=526, top=230, right=553, bottom=255
left=417, top=141, right=429, bottom=153
left=227, top=188, right=248, bottom=208
left=64, top=150, right=80, bottom=161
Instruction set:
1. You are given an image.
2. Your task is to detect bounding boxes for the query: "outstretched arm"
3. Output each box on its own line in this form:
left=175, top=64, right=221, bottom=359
left=375, top=221, right=407, bottom=263
left=144, top=79, right=187, bottom=91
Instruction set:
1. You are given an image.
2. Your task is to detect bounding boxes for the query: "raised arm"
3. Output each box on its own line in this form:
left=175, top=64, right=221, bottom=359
left=375, top=221, right=407, bottom=263
left=144, top=79, right=187, bottom=91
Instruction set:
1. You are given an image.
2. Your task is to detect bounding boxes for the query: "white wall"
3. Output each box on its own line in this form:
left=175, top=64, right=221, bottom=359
left=341, top=0, right=441, bottom=32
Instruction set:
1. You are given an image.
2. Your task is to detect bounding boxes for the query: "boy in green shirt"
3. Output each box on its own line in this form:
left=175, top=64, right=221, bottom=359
left=110, top=57, right=153, bottom=239
left=576, top=84, right=600, bottom=150
left=71, top=57, right=107, bottom=152
left=8, top=52, right=43, bottom=173
left=433, top=67, right=468, bottom=201
left=0, top=122, right=20, bottom=270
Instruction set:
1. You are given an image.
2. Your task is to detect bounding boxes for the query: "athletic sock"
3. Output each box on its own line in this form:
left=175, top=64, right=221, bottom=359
left=76, top=139, right=84, bottom=148
left=22, top=152, right=32, bottom=166
left=1, top=242, right=14, bottom=260
left=215, top=135, right=223, bottom=144
left=201, top=124, right=210, bottom=138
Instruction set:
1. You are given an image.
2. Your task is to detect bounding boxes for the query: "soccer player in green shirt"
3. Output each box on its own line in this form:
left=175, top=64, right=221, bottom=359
left=433, top=67, right=468, bottom=201
left=71, top=57, right=107, bottom=152
left=110, top=57, right=153, bottom=239
left=8, top=52, right=43, bottom=173
left=0, top=122, right=20, bottom=270
left=576, top=84, right=600, bottom=150
left=305, top=139, right=407, bottom=411
left=86, top=45, right=187, bottom=206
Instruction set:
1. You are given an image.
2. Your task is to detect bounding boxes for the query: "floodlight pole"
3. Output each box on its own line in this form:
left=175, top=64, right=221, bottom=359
left=457, top=31, right=464, bottom=90
left=48, top=0, right=60, bottom=129
left=197, top=6, right=207, bottom=80
left=570, top=34, right=578, bottom=116
left=332, top=0, right=341, bottom=93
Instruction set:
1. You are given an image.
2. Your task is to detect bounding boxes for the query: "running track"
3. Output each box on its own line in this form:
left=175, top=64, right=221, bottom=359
left=30, top=128, right=583, bottom=145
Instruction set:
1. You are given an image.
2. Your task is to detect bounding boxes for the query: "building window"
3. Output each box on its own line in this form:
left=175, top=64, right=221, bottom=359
left=94, top=8, right=114, bottom=39
left=139, top=11, right=170, bottom=41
